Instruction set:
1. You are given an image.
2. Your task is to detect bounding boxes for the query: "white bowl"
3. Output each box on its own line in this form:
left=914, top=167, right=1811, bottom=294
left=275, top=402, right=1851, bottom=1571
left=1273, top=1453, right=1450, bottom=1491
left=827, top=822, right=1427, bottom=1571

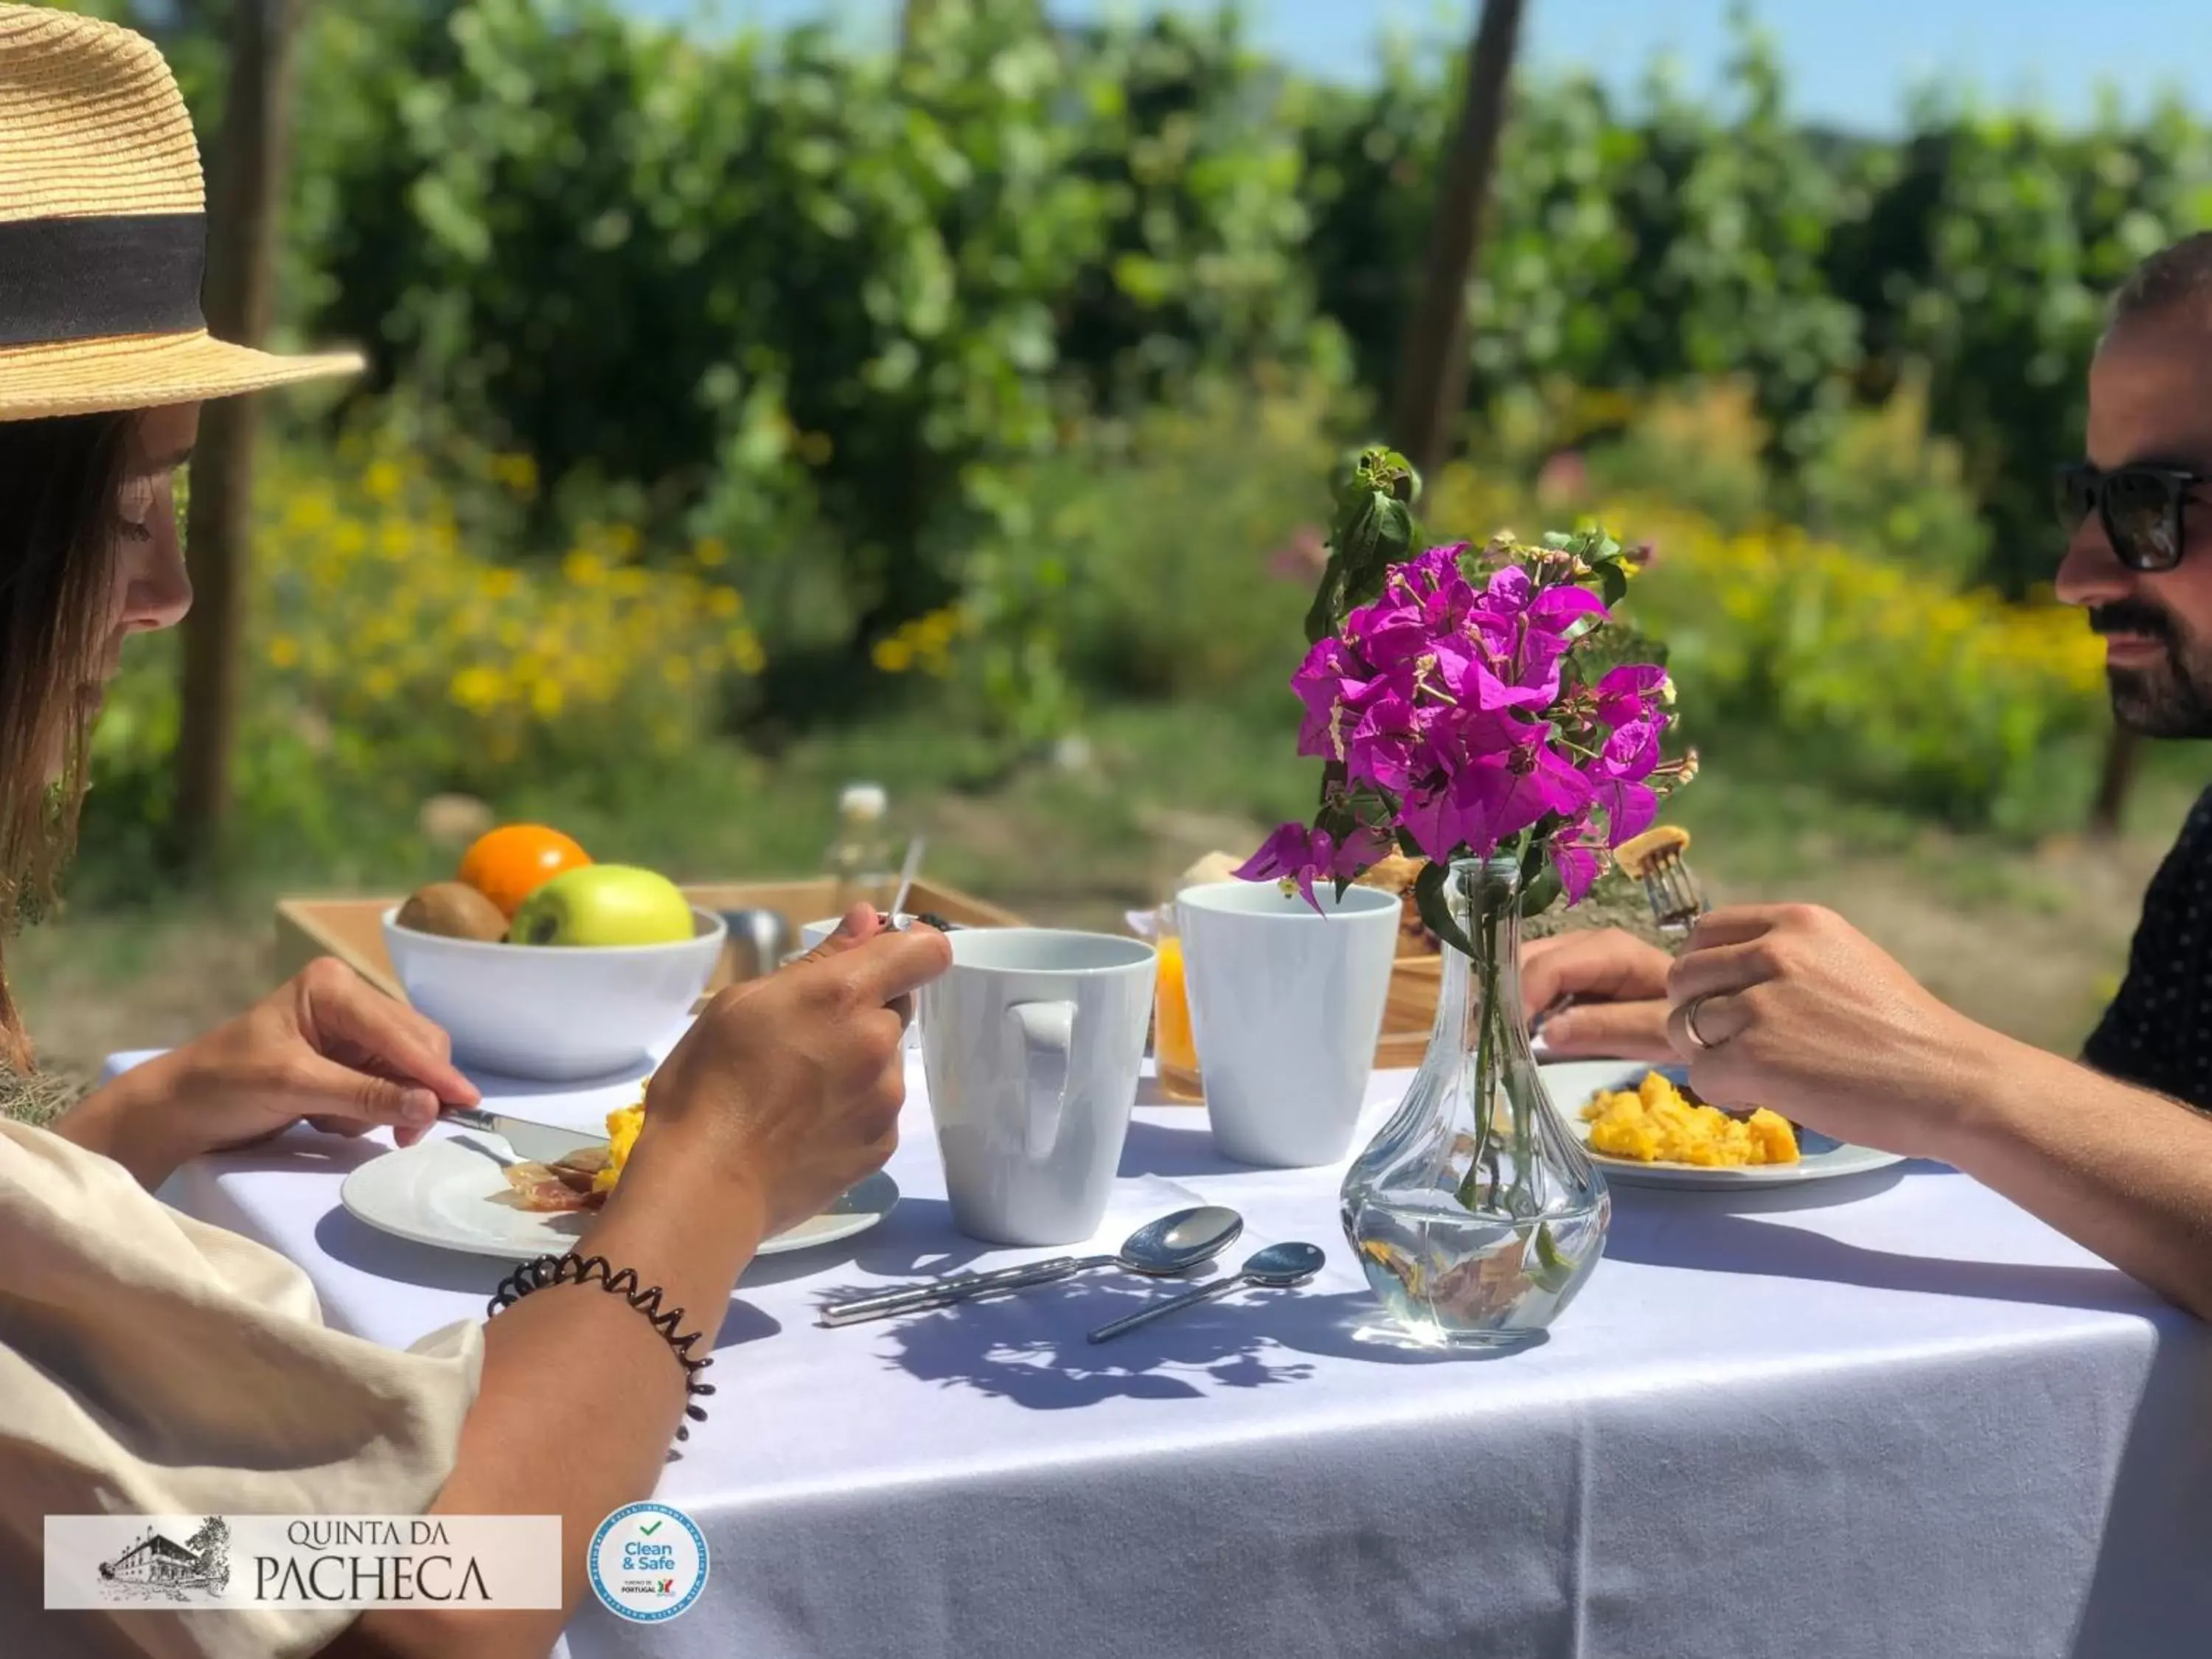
left=382, top=906, right=726, bottom=1082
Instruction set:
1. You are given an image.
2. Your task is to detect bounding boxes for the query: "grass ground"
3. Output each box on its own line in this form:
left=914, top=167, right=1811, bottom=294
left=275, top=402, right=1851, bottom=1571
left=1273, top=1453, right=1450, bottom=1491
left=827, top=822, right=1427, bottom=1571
left=5, top=705, right=2203, bottom=1118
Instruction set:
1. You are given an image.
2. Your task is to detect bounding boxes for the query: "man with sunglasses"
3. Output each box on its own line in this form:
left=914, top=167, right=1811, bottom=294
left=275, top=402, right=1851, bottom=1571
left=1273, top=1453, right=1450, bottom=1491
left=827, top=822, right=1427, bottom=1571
left=1518, top=232, right=2212, bottom=1323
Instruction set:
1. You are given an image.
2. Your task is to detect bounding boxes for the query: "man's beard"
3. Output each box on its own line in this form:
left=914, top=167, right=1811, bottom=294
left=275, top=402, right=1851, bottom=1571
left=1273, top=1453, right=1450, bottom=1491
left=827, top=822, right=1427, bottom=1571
left=2093, top=599, right=2212, bottom=737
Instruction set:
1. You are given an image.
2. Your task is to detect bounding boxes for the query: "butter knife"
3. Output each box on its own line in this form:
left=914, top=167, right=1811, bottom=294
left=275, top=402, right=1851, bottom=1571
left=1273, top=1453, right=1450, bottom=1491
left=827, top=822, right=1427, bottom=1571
left=818, top=1256, right=1093, bottom=1326
left=439, top=1107, right=608, bottom=1165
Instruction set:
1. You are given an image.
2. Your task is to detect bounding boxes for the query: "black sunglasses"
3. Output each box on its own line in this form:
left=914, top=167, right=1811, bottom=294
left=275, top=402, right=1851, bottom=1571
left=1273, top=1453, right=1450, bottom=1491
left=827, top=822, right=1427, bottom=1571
left=2054, top=462, right=2205, bottom=572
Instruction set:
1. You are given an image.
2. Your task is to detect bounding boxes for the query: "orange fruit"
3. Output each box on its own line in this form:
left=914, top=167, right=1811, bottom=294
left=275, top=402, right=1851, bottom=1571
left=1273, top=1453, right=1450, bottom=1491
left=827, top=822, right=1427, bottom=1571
left=456, top=824, right=591, bottom=918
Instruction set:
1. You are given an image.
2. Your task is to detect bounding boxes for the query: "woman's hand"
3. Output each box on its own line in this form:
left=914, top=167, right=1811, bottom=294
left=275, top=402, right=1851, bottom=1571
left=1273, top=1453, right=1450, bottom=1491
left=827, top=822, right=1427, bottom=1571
left=622, top=905, right=953, bottom=1237
left=55, top=958, right=480, bottom=1187
left=1664, top=904, right=1988, bottom=1161
left=1520, top=928, right=1677, bottom=1060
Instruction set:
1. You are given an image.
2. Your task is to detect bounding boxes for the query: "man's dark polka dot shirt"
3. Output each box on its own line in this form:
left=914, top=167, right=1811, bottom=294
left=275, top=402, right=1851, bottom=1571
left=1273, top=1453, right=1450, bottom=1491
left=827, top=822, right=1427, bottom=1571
left=2084, top=784, right=2212, bottom=1109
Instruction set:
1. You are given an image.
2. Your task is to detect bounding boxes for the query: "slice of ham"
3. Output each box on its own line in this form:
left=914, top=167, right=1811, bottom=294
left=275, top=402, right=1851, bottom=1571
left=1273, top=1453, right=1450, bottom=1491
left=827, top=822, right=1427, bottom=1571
left=502, top=1154, right=611, bottom=1214
left=550, top=1146, right=610, bottom=1191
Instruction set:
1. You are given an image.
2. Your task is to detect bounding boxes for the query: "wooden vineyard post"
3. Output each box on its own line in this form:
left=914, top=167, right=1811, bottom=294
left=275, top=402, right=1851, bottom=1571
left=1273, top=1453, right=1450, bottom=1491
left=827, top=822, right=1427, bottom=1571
left=1388, top=0, right=1528, bottom=490
left=173, top=0, right=302, bottom=867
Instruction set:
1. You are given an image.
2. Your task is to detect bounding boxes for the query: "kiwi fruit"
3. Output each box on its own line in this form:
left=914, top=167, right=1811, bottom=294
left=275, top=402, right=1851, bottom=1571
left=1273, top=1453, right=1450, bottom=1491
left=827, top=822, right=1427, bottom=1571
left=397, top=881, right=509, bottom=942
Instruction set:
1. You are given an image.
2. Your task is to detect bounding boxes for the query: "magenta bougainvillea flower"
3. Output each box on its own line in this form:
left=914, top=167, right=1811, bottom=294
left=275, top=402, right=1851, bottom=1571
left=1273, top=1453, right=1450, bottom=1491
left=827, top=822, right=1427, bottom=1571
left=1234, top=820, right=1392, bottom=909
left=1240, top=529, right=1686, bottom=927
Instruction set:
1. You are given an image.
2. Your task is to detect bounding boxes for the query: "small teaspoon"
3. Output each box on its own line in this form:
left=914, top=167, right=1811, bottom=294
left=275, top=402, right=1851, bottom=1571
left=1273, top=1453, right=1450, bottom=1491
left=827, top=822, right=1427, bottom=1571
left=1085, top=1242, right=1325, bottom=1344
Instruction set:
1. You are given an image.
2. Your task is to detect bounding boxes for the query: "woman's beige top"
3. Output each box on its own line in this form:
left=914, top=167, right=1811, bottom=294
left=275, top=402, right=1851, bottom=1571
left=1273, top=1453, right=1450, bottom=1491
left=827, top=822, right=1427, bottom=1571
left=0, top=1120, right=484, bottom=1658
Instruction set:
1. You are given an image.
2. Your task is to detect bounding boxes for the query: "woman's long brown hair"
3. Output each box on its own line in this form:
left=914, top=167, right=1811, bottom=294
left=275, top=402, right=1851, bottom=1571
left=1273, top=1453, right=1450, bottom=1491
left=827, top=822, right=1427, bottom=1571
left=0, top=414, right=131, bottom=1070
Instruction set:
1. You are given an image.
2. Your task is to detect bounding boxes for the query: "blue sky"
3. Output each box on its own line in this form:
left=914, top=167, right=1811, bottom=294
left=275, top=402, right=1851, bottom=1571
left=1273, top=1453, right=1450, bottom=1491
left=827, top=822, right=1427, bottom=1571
left=621, top=0, right=2211, bottom=132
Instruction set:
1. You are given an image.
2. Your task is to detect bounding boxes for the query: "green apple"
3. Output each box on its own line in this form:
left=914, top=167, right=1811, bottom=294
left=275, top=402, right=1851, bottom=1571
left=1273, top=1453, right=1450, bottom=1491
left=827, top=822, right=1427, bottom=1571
left=509, top=864, right=696, bottom=947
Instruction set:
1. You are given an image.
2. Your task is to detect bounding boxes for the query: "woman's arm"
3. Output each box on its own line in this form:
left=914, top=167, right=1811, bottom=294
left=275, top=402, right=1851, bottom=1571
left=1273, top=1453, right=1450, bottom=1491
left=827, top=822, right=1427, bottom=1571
left=326, top=911, right=947, bottom=1659
left=329, top=1152, right=767, bottom=1659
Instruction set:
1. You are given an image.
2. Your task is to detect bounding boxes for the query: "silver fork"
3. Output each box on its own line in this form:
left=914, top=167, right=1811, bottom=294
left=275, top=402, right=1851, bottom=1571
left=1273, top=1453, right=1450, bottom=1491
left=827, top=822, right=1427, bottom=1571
left=1611, top=827, right=1708, bottom=938
left=1638, top=841, right=1707, bottom=936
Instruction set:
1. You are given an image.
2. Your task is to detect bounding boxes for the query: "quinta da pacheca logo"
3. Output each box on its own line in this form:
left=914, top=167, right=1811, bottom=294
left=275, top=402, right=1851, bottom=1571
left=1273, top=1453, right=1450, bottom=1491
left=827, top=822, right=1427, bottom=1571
left=44, top=1515, right=562, bottom=1611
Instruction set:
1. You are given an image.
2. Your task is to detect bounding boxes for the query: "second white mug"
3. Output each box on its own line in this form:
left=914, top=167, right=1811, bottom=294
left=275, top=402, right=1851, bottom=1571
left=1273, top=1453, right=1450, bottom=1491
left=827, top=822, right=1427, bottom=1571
left=1179, top=878, right=1400, bottom=1167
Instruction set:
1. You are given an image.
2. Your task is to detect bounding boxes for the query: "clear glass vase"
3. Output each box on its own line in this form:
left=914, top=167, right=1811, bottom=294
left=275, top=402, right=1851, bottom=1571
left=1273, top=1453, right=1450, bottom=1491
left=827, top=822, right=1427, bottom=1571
left=1339, top=854, right=1611, bottom=1347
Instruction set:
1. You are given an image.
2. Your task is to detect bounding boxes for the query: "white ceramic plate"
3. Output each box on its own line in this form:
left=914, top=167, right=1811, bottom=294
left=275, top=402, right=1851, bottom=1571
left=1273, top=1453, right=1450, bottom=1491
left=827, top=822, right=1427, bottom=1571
left=1539, top=1059, right=1906, bottom=1189
left=341, top=1135, right=899, bottom=1260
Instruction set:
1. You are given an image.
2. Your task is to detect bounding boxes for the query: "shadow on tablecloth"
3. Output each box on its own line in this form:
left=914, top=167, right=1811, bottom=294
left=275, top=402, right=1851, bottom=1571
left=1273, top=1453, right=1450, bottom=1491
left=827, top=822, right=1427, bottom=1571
left=1116, top=1119, right=1258, bottom=1180
left=311, top=1204, right=784, bottom=1350
left=719, top=1197, right=981, bottom=1293
left=832, top=1265, right=1535, bottom=1411
left=1601, top=1191, right=2160, bottom=1314
left=2067, top=1311, right=2212, bottom=1656
left=315, top=1206, right=524, bottom=1297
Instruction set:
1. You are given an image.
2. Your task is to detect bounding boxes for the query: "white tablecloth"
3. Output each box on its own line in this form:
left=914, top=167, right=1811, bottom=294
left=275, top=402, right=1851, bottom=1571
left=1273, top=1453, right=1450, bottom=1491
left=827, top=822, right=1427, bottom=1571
left=111, top=1046, right=2212, bottom=1659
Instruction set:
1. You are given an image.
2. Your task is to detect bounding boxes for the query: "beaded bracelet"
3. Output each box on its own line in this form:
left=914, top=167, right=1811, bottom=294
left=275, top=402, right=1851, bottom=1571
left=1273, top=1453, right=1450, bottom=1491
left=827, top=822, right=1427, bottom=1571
left=487, top=1253, right=717, bottom=1440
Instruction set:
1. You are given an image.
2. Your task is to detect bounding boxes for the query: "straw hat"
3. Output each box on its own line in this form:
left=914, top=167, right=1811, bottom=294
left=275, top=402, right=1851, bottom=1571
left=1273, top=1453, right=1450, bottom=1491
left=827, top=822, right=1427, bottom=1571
left=0, top=4, right=360, bottom=422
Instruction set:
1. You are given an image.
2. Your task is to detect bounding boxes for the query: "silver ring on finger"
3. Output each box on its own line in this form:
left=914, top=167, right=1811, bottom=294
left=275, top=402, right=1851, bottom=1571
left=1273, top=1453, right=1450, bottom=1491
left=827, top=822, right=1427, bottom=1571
left=1683, top=993, right=1722, bottom=1051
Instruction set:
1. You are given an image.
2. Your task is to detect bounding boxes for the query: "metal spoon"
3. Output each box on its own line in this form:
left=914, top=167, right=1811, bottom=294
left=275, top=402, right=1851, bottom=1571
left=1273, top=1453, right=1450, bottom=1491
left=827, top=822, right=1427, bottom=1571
left=817, top=1205, right=1244, bottom=1327
left=1085, top=1241, right=1325, bottom=1344
left=888, top=835, right=925, bottom=925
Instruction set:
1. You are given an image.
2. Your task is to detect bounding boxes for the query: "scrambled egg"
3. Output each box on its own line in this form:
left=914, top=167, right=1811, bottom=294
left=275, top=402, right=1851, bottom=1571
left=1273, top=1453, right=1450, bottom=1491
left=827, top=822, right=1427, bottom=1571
left=1581, top=1071, right=1798, bottom=1166
left=593, top=1101, right=646, bottom=1193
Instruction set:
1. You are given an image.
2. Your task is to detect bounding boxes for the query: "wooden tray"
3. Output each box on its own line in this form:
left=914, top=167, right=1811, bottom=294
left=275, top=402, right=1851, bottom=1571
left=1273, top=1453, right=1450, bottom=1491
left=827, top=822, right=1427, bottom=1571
left=275, top=877, right=1027, bottom=1008
left=1378, top=950, right=1442, bottom=1069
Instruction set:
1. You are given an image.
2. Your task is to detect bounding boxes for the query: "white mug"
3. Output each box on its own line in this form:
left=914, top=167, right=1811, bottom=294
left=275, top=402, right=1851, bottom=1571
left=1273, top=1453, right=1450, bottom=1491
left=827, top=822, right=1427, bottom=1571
left=919, top=928, right=1157, bottom=1245
left=1178, top=879, right=1400, bottom=1167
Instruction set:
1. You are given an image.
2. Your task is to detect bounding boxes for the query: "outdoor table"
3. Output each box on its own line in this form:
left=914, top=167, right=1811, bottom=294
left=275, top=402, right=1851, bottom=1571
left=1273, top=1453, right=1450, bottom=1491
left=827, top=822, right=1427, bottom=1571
left=107, top=1042, right=2212, bottom=1659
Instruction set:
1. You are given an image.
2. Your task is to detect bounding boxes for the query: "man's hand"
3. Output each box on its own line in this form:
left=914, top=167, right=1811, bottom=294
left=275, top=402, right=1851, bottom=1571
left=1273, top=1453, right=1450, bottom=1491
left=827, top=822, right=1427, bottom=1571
left=1519, top=928, right=1676, bottom=1060
left=1664, top=904, right=1986, bottom=1161
left=55, top=959, right=481, bottom=1188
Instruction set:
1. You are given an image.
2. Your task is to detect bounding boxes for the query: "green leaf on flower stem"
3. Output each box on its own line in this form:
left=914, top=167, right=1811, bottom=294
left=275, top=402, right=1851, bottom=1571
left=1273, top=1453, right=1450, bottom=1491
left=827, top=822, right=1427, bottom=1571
left=1314, top=796, right=1357, bottom=859
left=1517, top=863, right=1563, bottom=917
left=1413, top=860, right=1480, bottom=961
left=1301, top=585, right=1337, bottom=647
left=1306, top=446, right=1424, bottom=644
left=1526, top=1222, right=1577, bottom=1294
left=1599, top=563, right=1629, bottom=608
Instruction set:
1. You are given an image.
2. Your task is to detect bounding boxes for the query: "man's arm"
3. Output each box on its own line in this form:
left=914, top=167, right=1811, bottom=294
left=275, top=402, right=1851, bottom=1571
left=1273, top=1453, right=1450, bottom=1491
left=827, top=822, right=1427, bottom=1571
left=1937, top=1034, right=2212, bottom=1323
left=1664, top=904, right=2212, bottom=1325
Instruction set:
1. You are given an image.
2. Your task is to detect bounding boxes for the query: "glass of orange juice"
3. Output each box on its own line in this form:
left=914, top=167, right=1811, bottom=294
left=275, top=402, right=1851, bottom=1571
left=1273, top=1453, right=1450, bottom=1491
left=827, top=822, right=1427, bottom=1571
left=1152, top=905, right=1203, bottom=1103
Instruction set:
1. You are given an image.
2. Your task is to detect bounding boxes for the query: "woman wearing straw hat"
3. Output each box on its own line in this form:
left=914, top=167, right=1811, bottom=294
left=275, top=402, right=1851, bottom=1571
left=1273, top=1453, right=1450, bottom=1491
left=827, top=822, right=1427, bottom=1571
left=0, top=10, right=948, bottom=1655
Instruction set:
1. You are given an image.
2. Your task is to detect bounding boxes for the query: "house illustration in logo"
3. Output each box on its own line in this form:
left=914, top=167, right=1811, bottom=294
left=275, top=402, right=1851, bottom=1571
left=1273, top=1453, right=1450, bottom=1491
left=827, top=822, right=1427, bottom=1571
left=97, top=1517, right=231, bottom=1598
